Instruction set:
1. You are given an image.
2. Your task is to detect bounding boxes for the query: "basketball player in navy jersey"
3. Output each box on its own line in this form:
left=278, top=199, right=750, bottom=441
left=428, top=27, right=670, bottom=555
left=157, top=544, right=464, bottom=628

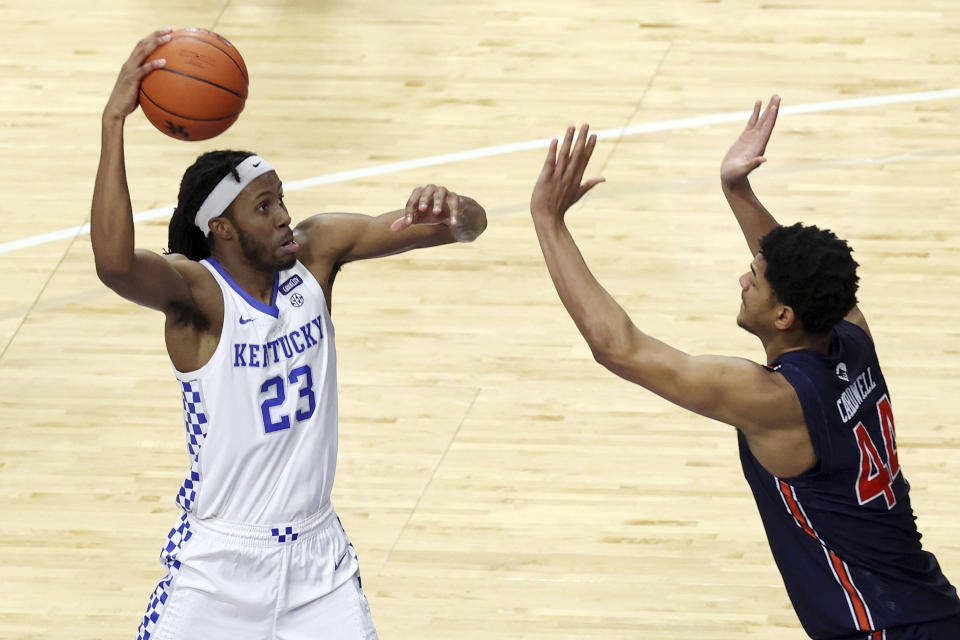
left=92, top=30, right=486, bottom=640
left=530, top=99, right=960, bottom=638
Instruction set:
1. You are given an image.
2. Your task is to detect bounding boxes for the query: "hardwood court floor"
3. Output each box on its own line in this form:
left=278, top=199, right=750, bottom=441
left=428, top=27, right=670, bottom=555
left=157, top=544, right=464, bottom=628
left=1, top=1, right=959, bottom=638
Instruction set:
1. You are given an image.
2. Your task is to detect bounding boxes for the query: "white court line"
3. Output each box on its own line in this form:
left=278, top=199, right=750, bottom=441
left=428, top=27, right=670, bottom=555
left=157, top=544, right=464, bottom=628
left=2, top=87, right=958, bottom=256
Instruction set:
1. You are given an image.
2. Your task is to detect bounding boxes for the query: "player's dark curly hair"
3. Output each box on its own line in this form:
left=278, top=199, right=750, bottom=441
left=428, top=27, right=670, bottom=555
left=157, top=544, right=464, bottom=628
left=166, top=150, right=255, bottom=260
left=759, top=223, right=859, bottom=334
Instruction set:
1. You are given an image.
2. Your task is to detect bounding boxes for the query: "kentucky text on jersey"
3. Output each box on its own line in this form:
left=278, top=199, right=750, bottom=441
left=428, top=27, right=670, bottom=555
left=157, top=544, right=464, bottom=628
left=233, top=314, right=324, bottom=368
left=836, top=366, right=877, bottom=423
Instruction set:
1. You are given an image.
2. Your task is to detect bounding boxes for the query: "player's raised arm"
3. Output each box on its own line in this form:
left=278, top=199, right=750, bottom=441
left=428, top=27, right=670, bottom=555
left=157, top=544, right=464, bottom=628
left=720, top=96, right=870, bottom=338
left=91, top=30, right=202, bottom=313
left=529, top=125, right=811, bottom=475
left=294, top=184, right=487, bottom=269
left=720, top=95, right=781, bottom=255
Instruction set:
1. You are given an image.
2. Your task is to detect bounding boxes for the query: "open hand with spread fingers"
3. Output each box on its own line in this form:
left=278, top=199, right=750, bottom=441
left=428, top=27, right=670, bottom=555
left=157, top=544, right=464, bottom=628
left=531, top=124, right=605, bottom=223
left=720, top=95, right=780, bottom=187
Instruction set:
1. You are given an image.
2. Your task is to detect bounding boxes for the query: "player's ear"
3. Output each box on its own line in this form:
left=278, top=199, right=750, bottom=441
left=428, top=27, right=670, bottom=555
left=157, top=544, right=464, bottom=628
left=774, top=304, right=796, bottom=331
left=209, top=216, right=233, bottom=240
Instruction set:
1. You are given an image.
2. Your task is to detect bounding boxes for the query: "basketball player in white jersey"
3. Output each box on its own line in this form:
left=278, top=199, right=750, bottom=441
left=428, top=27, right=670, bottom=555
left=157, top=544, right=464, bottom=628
left=92, top=30, right=487, bottom=640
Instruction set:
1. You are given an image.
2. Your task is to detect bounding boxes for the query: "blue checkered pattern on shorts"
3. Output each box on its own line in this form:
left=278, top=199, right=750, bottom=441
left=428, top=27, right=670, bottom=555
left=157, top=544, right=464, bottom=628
left=137, top=513, right=192, bottom=640
left=271, top=525, right=299, bottom=543
left=176, top=380, right=208, bottom=512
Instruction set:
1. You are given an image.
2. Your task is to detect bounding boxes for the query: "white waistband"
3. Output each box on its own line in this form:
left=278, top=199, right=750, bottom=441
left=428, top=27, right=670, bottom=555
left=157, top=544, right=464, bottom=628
left=187, top=503, right=336, bottom=545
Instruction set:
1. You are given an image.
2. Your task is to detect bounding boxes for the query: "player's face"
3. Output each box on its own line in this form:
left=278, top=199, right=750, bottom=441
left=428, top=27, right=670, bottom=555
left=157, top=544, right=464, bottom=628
left=736, top=253, right=779, bottom=336
left=229, top=171, right=299, bottom=272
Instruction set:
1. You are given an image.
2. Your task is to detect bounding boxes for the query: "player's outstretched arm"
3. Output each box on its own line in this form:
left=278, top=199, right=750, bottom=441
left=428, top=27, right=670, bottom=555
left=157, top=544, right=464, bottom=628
left=92, top=30, right=202, bottom=313
left=294, top=185, right=487, bottom=268
left=531, top=125, right=811, bottom=476
left=720, top=95, right=781, bottom=256
left=529, top=125, right=617, bottom=358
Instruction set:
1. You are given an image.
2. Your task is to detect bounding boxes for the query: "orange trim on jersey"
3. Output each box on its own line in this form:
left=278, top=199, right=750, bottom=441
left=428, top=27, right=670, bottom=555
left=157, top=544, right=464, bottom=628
left=778, top=480, right=817, bottom=540
left=777, top=479, right=876, bottom=634
left=827, top=550, right=872, bottom=630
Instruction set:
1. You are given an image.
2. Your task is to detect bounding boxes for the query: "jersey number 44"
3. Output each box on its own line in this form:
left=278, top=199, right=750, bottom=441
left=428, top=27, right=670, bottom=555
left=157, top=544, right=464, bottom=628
left=853, top=394, right=900, bottom=510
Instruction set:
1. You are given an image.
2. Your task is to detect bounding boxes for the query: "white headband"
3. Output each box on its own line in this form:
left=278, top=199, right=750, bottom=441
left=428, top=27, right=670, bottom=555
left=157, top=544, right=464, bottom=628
left=195, top=155, right=276, bottom=236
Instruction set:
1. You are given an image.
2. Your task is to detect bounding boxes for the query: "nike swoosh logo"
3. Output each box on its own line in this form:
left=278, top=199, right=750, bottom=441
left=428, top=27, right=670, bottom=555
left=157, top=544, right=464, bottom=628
left=239, top=317, right=254, bottom=324
left=334, top=550, right=348, bottom=570
left=252, top=161, right=261, bottom=167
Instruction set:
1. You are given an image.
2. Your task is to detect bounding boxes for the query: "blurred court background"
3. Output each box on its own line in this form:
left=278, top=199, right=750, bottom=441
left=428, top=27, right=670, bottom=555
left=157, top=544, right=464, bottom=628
left=1, top=1, right=958, bottom=638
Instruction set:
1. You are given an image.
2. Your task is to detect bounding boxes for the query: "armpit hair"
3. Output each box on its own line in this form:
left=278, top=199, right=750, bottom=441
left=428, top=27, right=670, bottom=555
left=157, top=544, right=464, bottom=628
left=167, top=300, right=211, bottom=333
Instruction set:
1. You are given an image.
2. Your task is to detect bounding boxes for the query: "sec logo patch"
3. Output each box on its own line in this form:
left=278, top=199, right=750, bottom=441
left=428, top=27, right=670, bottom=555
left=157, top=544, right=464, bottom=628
left=290, top=293, right=304, bottom=308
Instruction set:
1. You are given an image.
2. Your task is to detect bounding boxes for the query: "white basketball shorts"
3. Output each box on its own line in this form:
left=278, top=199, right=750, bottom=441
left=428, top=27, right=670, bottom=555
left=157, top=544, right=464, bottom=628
left=136, top=503, right=378, bottom=640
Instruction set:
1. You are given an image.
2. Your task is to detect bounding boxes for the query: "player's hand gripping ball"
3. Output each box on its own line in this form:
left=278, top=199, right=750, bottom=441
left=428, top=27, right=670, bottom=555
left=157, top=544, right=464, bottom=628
left=140, top=28, right=248, bottom=141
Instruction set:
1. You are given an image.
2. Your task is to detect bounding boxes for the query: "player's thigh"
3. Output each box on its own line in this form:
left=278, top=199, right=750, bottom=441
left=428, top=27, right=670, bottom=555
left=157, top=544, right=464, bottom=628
left=151, top=531, right=280, bottom=640
left=276, top=573, right=377, bottom=640
left=151, top=584, right=274, bottom=640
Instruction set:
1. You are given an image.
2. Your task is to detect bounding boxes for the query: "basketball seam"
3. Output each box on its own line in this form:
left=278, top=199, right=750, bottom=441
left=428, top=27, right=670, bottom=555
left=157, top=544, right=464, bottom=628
left=139, top=88, right=243, bottom=123
left=169, top=35, right=249, bottom=84
left=149, top=67, right=247, bottom=100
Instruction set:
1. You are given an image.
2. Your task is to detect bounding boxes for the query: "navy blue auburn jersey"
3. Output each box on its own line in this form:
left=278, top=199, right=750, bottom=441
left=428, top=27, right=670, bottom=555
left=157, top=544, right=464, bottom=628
left=739, top=321, right=960, bottom=639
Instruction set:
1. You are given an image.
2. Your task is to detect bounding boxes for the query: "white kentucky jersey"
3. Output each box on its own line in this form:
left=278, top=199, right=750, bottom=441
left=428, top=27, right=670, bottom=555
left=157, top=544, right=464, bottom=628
left=172, top=257, right=338, bottom=525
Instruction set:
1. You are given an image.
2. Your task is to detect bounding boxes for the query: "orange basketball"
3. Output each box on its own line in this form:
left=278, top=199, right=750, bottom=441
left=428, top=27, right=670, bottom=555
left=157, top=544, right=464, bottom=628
left=140, top=28, right=248, bottom=141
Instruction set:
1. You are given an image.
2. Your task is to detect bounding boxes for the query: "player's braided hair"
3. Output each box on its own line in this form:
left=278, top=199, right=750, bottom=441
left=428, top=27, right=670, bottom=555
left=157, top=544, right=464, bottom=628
left=759, top=223, right=859, bottom=335
left=166, top=150, right=256, bottom=260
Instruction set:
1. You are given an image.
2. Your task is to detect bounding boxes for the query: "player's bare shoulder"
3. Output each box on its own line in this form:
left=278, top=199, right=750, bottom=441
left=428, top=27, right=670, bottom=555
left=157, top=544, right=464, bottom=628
left=743, top=361, right=816, bottom=477
left=292, top=213, right=360, bottom=289
left=161, top=253, right=225, bottom=372
left=755, top=361, right=807, bottom=424
left=293, top=213, right=358, bottom=258
left=844, top=306, right=873, bottom=342
left=163, top=252, right=223, bottom=332
left=713, top=356, right=808, bottom=439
